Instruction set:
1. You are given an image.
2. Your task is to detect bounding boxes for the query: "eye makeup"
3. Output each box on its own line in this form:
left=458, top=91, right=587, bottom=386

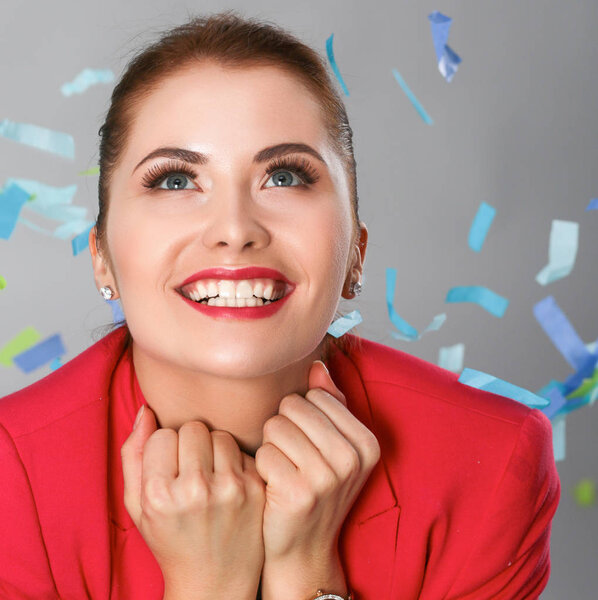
left=140, top=155, right=321, bottom=190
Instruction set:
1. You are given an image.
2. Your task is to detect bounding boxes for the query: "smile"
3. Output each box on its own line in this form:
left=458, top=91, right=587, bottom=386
left=178, top=277, right=289, bottom=306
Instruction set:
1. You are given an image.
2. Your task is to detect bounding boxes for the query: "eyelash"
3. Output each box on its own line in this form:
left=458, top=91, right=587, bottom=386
left=140, top=156, right=320, bottom=190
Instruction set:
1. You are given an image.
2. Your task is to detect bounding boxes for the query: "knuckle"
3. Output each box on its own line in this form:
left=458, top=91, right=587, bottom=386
left=141, top=477, right=171, bottom=512
left=179, top=420, right=209, bottom=435
left=313, top=465, right=338, bottom=495
left=262, top=414, right=287, bottom=437
left=340, top=446, right=361, bottom=479
left=362, top=431, right=381, bottom=465
left=279, top=393, right=303, bottom=413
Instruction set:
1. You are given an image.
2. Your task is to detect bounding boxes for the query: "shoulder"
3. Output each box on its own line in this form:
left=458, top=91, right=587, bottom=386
left=0, top=326, right=130, bottom=439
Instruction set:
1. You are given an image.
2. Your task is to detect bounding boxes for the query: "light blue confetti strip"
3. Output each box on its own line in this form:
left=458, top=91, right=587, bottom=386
left=459, top=367, right=549, bottom=408
left=390, top=313, right=446, bottom=341
left=327, top=310, right=362, bottom=338
left=438, top=343, right=465, bottom=372
left=542, top=387, right=568, bottom=420
left=0, top=119, right=75, bottom=159
left=61, top=68, right=115, bottom=97
left=535, top=220, right=579, bottom=285
left=49, top=356, right=63, bottom=371
left=586, top=198, right=598, bottom=211
left=468, top=202, right=496, bottom=252
left=105, top=299, right=126, bottom=323
left=445, top=286, right=509, bottom=318
left=71, top=223, right=94, bottom=256
left=13, top=334, right=66, bottom=374
left=386, top=268, right=419, bottom=339
left=552, top=414, right=566, bottom=462
left=6, top=179, right=77, bottom=209
left=32, top=203, right=88, bottom=222
left=391, top=68, right=434, bottom=125
left=0, top=183, right=30, bottom=239
left=428, top=12, right=462, bottom=83
left=53, top=219, right=95, bottom=240
left=532, top=296, right=591, bottom=371
left=325, top=34, right=350, bottom=96
left=16, top=216, right=54, bottom=236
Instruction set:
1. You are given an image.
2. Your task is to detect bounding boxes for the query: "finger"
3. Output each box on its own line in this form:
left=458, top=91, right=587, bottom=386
left=254, top=441, right=297, bottom=486
left=211, top=430, right=244, bottom=475
left=141, top=427, right=179, bottom=506
left=177, top=421, right=214, bottom=476
left=276, top=395, right=357, bottom=478
left=121, top=404, right=158, bottom=522
left=308, top=360, right=347, bottom=407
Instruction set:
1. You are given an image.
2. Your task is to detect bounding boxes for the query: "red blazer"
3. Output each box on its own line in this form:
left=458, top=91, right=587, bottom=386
left=0, top=326, right=560, bottom=599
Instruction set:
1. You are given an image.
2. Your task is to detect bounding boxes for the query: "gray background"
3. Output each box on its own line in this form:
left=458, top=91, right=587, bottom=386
left=1, top=1, right=597, bottom=596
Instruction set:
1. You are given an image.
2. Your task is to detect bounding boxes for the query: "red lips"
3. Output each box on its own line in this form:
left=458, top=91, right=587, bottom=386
left=179, top=266, right=293, bottom=287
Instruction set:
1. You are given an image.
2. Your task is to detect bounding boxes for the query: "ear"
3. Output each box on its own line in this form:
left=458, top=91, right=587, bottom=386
left=341, top=221, right=368, bottom=299
left=89, top=226, right=119, bottom=299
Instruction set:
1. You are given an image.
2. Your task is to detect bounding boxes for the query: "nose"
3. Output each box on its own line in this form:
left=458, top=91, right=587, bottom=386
left=201, top=184, right=271, bottom=252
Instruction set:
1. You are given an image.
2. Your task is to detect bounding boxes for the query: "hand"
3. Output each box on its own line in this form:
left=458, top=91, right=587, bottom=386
left=120, top=405, right=266, bottom=600
left=255, top=360, right=381, bottom=562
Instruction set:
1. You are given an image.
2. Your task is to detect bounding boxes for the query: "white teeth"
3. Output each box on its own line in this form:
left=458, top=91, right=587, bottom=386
left=245, top=297, right=257, bottom=307
left=253, top=281, right=264, bottom=298
left=207, top=282, right=219, bottom=297
left=207, top=297, right=217, bottom=306
left=218, top=280, right=236, bottom=299
left=263, top=283, right=273, bottom=300
left=235, top=280, right=254, bottom=299
left=195, top=282, right=207, bottom=299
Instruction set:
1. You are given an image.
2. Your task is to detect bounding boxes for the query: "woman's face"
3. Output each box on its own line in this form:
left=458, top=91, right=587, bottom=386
left=94, top=62, right=364, bottom=378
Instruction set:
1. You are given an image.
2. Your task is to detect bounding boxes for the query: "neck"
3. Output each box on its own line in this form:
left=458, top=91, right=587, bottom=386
left=130, top=339, right=328, bottom=456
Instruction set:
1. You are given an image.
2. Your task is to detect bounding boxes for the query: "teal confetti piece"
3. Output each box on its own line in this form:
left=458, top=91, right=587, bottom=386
left=459, top=367, right=549, bottom=408
left=13, top=334, right=66, bottom=374
left=327, top=309, right=362, bottom=338
left=71, top=223, right=94, bottom=256
left=49, top=356, right=63, bottom=371
left=325, top=34, right=349, bottom=96
left=446, top=286, right=509, bottom=318
left=535, top=220, right=579, bottom=285
left=0, top=119, right=75, bottom=159
left=391, top=68, right=434, bottom=125
left=438, top=343, right=465, bottom=372
left=61, top=68, right=114, bottom=96
left=0, top=183, right=30, bottom=239
left=552, top=414, right=566, bottom=462
left=586, top=199, right=598, bottom=211
left=468, top=202, right=496, bottom=252
left=386, top=268, right=445, bottom=340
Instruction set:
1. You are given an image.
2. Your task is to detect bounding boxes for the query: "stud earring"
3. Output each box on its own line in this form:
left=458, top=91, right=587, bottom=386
left=100, top=286, right=114, bottom=300
left=349, top=280, right=362, bottom=296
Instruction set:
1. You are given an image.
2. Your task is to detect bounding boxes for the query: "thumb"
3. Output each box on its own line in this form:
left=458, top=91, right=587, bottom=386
left=308, top=360, right=347, bottom=408
left=120, top=404, right=158, bottom=523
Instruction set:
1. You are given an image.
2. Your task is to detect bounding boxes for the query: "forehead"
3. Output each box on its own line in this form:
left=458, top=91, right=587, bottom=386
left=123, top=62, right=331, bottom=163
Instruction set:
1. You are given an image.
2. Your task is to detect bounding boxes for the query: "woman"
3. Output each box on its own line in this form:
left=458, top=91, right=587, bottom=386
left=0, top=11, right=559, bottom=600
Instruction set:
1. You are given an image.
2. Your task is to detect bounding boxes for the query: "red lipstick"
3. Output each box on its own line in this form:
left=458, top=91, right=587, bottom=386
left=179, top=266, right=293, bottom=287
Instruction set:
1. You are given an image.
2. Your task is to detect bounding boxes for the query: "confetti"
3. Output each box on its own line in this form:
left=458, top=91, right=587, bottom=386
left=71, top=222, right=95, bottom=256
left=468, top=202, right=496, bottom=252
left=586, top=198, right=598, bottom=211
left=573, top=478, right=596, bottom=507
left=552, top=414, right=566, bottom=462
left=428, top=11, right=462, bottom=82
left=61, top=68, right=114, bottom=97
left=106, top=299, right=126, bottom=324
left=79, top=166, right=100, bottom=176
left=0, top=275, right=6, bottom=290
left=391, top=68, right=434, bottom=125
left=327, top=309, right=362, bottom=338
left=325, top=34, right=349, bottom=96
left=535, top=220, right=579, bottom=285
left=438, top=343, right=465, bottom=372
left=446, top=286, right=509, bottom=318
left=0, top=326, right=42, bottom=367
left=0, top=183, right=30, bottom=239
left=12, top=333, right=66, bottom=374
left=0, top=118, right=75, bottom=159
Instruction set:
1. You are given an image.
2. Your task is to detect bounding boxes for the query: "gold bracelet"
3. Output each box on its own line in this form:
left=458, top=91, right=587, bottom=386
left=312, top=589, right=353, bottom=600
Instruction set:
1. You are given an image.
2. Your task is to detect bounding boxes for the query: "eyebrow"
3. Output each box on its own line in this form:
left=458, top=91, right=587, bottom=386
left=132, top=142, right=326, bottom=174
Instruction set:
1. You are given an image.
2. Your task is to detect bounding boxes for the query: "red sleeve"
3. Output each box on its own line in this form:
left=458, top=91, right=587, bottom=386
left=445, top=409, right=561, bottom=600
left=0, top=423, right=59, bottom=599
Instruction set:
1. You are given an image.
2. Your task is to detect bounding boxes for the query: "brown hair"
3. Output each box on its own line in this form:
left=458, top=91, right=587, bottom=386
left=95, top=9, right=363, bottom=358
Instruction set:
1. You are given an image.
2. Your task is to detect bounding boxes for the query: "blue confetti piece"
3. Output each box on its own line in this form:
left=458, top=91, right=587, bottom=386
left=327, top=309, right=362, bottom=338
left=49, top=356, right=63, bottom=371
left=391, top=68, right=434, bottom=125
left=61, top=68, right=114, bottom=96
left=0, top=183, right=30, bottom=239
left=541, top=387, right=568, bottom=420
left=562, top=353, right=598, bottom=395
left=13, top=334, right=66, bottom=374
left=71, top=222, right=94, bottom=256
left=0, top=119, right=75, bottom=159
left=586, top=198, right=598, bottom=210
left=326, top=34, right=350, bottom=96
left=105, top=299, right=126, bottom=323
left=428, top=11, right=462, bottom=82
left=535, top=220, right=579, bottom=285
left=386, top=268, right=445, bottom=340
left=552, top=414, right=566, bottom=461
left=445, top=286, right=509, bottom=318
left=468, top=202, right=496, bottom=252
left=459, top=367, right=549, bottom=408
left=533, top=296, right=592, bottom=371
left=438, top=343, right=465, bottom=372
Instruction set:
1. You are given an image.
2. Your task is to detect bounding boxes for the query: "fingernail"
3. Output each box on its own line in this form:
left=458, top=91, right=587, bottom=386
left=314, top=359, right=329, bottom=375
left=133, top=405, right=144, bottom=430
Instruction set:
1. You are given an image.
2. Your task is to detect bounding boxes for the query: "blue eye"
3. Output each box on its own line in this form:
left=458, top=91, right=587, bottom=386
left=159, top=173, right=194, bottom=190
left=264, top=170, right=302, bottom=188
